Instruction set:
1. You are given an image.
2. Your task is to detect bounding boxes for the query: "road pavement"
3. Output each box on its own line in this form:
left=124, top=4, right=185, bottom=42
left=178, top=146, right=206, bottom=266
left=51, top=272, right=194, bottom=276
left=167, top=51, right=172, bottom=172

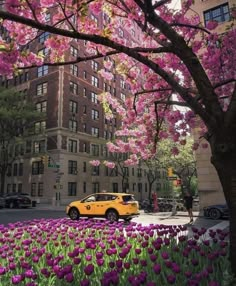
left=0, top=204, right=229, bottom=237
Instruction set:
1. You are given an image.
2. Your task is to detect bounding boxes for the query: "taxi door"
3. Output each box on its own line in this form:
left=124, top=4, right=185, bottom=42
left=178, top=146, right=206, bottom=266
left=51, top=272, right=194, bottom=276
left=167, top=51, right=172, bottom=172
left=79, top=195, right=96, bottom=216
left=94, top=194, right=110, bottom=215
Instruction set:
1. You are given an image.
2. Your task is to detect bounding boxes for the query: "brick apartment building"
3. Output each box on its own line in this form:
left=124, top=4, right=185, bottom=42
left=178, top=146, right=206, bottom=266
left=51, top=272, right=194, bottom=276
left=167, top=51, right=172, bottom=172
left=186, top=0, right=235, bottom=208
left=0, top=11, right=171, bottom=205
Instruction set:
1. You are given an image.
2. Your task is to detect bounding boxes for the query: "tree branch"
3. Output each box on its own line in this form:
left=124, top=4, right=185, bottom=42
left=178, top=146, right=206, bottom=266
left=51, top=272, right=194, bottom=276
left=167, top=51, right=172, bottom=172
left=170, top=22, right=211, bottom=34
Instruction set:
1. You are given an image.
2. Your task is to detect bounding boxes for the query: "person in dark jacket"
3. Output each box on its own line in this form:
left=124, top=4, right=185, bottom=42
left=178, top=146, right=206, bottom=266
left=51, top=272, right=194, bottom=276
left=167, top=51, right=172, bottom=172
left=184, top=191, right=193, bottom=223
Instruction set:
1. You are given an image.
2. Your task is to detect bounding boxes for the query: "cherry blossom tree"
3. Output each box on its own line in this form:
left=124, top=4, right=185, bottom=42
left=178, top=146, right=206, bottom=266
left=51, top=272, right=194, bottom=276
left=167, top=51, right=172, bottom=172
left=0, top=0, right=236, bottom=273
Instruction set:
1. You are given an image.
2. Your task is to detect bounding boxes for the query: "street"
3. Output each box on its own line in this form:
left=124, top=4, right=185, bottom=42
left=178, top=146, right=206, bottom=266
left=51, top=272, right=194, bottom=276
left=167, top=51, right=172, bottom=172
left=0, top=206, right=228, bottom=233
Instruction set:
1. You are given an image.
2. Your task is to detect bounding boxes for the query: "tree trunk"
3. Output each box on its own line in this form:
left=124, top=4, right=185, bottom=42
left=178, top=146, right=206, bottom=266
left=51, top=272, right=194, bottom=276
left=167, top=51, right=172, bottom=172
left=211, top=149, right=236, bottom=276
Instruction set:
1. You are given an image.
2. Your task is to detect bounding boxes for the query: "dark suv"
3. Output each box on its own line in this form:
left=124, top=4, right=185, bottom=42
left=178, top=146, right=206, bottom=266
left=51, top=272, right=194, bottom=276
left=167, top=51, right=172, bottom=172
left=5, top=193, right=32, bottom=208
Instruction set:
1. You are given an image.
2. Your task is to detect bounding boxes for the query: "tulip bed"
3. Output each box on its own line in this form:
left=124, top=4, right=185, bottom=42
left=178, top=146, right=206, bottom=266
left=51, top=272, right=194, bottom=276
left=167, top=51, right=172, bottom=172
left=0, top=218, right=232, bottom=285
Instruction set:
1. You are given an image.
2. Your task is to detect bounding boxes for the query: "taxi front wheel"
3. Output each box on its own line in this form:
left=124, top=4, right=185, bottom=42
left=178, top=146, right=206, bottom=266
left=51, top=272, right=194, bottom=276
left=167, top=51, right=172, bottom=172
left=69, top=207, right=80, bottom=220
left=106, top=210, right=119, bottom=222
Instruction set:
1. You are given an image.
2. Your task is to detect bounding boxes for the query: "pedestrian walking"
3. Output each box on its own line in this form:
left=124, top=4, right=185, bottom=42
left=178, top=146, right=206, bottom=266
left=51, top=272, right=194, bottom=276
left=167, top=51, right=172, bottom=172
left=183, top=191, right=193, bottom=223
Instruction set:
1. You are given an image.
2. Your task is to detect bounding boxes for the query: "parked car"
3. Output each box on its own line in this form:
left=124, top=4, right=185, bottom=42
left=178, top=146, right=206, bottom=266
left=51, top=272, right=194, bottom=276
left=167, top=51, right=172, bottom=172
left=0, top=195, right=5, bottom=208
left=203, top=204, right=229, bottom=220
left=66, top=192, right=140, bottom=222
left=5, top=193, right=32, bottom=209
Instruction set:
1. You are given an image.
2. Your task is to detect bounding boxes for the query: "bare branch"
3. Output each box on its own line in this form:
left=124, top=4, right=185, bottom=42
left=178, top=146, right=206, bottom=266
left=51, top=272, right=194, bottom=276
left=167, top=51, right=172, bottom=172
left=18, top=51, right=120, bottom=70
left=214, top=78, right=236, bottom=89
left=153, top=0, right=170, bottom=9
left=170, top=23, right=211, bottom=34
left=154, top=100, right=190, bottom=107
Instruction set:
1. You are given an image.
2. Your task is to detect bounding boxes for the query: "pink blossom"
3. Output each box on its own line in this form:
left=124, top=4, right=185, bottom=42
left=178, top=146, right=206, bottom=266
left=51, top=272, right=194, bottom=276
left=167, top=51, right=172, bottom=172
left=89, top=160, right=100, bottom=166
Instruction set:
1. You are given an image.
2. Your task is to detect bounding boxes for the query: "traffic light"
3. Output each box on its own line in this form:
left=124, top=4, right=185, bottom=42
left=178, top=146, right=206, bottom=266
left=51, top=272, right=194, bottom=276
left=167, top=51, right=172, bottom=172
left=41, top=155, right=49, bottom=166
left=167, top=167, right=173, bottom=177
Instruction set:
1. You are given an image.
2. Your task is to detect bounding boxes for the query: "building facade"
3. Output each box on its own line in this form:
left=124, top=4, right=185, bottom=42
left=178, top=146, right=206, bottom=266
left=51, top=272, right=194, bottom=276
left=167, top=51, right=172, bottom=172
left=187, top=0, right=235, bottom=208
left=0, top=11, right=171, bottom=205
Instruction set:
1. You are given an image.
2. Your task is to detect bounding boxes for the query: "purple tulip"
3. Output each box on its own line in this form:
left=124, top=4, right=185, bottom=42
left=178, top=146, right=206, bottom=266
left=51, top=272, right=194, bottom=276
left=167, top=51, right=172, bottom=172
left=73, top=257, right=81, bottom=265
left=65, top=272, right=74, bottom=283
left=0, top=267, right=7, bottom=275
left=12, top=274, right=22, bottom=284
left=25, top=269, right=34, bottom=278
left=161, top=251, right=169, bottom=260
left=166, top=274, right=176, bottom=284
left=84, top=264, right=94, bottom=275
left=153, top=264, right=161, bottom=274
left=135, top=248, right=141, bottom=255
left=97, top=259, right=104, bottom=266
left=209, top=282, right=220, bottom=286
left=80, top=279, right=90, bottom=286
left=109, top=261, right=115, bottom=268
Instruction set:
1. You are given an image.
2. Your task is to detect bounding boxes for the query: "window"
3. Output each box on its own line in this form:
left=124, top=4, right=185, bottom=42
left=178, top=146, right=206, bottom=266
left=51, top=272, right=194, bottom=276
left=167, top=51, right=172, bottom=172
left=83, top=162, right=86, bottom=172
left=82, top=123, right=87, bottom=132
left=68, top=139, right=77, bottom=153
left=36, top=101, right=47, bottom=112
left=33, top=140, right=45, bottom=153
left=91, top=144, right=99, bottom=156
left=92, top=182, right=99, bottom=193
left=83, top=71, right=87, bottom=79
left=69, top=100, right=78, bottom=114
left=15, top=144, right=24, bottom=156
left=83, top=88, right=87, bottom=97
left=104, top=130, right=108, bottom=139
left=70, top=46, right=78, bottom=57
left=70, top=64, right=78, bottom=76
left=36, top=82, right=47, bottom=96
left=39, top=32, right=50, bottom=43
left=38, top=183, right=44, bottom=197
left=69, top=120, right=77, bottom=132
left=92, top=109, right=99, bottom=120
left=91, top=60, right=99, bottom=71
left=31, top=183, right=36, bottom=196
left=25, top=72, right=29, bottom=81
left=92, top=166, right=100, bottom=176
left=38, top=47, right=49, bottom=56
left=121, top=92, right=126, bottom=101
left=133, top=183, right=136, bottom=191
left=32, top=161, right=44, bottom=175
left=91, top=75, right=99, bottom=87
left=18, top=183, right=22, bottom=193
left=145, top=183, right=148, bottom=192
left=37, top=66, right=48, bottom=77
left=91, top=14, right=98, bottom=26
left=34, top=121, right=46, bottom=134
left=91, top=127, right=99, bottom=137
left=13, top=163, right=17, bottom=176
left=118, top=28, right=124, bottom=37
left=45, top=13, right=50, bottom=22
left=120, top=80, right=125, bottom=89
left=123, top=167, right=129, bottom=176
left=112, top=183, right=118, bottom=193
left=19, top=163, right=23, bottom=176
left=138, top=183, right=142, bottom=193
left=7, top=184, right=11, bottom=194
left=68, top=160, right=77, bottom=175
left=137, top=168, right=142, bottom=177
left=70, top=81, right=78, bottom=95
left=68, top=182, right=77, bottom=196
left=91, top=92, right=98, bottom=103
left=83, top=182, right=86, bottom=193
left=83, top=105, right=87, bottom=114
left=82, top=143, right=87, bottom=152
left=204, top=4, right=230, bottom=25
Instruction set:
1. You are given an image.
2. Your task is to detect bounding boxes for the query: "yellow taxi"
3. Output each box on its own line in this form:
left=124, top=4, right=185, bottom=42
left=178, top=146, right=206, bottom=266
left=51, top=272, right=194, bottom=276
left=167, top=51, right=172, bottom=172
left=66, top=192, right=140, bottom=222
